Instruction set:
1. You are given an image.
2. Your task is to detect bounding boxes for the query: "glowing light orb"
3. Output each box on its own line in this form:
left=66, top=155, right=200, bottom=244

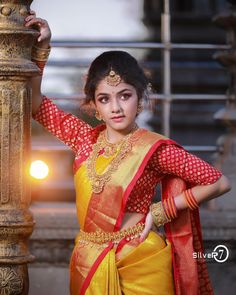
left=30, top=160, right=49, bottom=180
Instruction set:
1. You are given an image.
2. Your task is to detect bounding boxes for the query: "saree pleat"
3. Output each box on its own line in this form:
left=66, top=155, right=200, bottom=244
left=85, top=248, right=122, bottom=295
left=85, top=232, right=175, bottom=295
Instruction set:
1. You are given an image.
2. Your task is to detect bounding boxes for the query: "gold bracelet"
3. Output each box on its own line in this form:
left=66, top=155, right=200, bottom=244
left=31, top=45, right=51, bottom=62
left=150, top=201, right=171, bottom=227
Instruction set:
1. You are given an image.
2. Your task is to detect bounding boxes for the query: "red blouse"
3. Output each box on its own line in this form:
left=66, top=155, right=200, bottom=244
left=33, top=97, right=222, bottom=214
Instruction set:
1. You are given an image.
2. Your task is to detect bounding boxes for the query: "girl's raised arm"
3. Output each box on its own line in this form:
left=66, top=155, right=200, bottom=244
left=25, top=11, right=51, bottom=115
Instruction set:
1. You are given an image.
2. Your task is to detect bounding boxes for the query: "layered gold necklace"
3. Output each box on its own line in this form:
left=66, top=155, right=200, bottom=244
left=86, top=125, right=139, bottom=194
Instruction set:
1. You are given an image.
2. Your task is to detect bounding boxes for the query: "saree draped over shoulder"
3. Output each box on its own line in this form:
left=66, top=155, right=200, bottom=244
left=70, top=129, right=214, bottom=295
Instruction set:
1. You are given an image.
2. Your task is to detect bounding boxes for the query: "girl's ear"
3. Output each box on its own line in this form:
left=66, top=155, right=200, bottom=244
left=90, top=100, right=96, bottom=109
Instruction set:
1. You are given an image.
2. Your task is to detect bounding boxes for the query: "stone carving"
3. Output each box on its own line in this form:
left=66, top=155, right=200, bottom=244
left=1, top=89, right=10, bottom=204
left=0, top=268, right=23, bottom=295
left=1, top=7, right=12, bottom=16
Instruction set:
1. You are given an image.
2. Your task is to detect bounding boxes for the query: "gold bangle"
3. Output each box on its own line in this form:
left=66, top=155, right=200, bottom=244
left=150, top=201, right=171, bottom=227
left=31, top=45, right=51, bottom=62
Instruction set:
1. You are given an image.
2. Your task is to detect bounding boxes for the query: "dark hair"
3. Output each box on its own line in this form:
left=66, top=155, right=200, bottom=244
left=84, top=50, right=149, bottom=104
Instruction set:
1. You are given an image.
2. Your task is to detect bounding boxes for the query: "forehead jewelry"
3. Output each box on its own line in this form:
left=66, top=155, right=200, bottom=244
left=105, top=69, right=121, bottom=86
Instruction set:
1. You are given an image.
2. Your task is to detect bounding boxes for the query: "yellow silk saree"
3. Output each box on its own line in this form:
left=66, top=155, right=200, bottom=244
left=69, top=128, right=214, bottom=295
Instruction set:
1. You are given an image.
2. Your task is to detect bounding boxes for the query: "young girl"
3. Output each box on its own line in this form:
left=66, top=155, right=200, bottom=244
left=25, top=12, right=230, bottom=295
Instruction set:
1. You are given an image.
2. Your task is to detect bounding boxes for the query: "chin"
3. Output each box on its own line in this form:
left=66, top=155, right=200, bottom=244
left=107, top=119, right=136, bottom=132
left=112, top=126, right=128, bottom=132
left=111, top=123, right=131, bottom=130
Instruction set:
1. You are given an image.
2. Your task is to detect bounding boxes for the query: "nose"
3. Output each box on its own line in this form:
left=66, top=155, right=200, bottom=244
left=111, top=98, right=122, bottom=113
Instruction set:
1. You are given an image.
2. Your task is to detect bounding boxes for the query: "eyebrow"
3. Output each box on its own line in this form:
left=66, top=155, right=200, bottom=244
left=96, top=88, right=132, bottom=97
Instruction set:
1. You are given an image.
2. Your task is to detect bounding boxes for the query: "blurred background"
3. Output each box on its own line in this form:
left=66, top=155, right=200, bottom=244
left=28, top=1, right=236, bottom=294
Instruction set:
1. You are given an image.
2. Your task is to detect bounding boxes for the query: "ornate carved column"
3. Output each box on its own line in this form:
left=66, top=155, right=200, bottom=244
left=213, top=0, right=236, bottom=210
left=0, top=1, right=38, bottom=294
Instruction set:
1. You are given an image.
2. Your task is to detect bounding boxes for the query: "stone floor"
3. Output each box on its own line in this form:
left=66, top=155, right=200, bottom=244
left=29, top=264, right=69, bottom=295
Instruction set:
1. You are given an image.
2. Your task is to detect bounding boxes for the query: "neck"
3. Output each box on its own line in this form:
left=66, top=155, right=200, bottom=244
left=106, top=124, right=138, bottom=144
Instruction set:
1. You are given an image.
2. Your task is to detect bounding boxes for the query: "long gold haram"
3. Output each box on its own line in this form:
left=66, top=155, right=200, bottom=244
left=86, top=129, right=138, bottom=194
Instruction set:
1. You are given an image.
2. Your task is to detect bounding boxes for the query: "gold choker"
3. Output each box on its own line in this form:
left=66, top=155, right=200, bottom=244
left=102, top=125, right=138, bottom=157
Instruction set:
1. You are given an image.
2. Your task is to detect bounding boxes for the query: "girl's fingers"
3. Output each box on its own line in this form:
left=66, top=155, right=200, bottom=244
left=29, top=10, right=36, bottom=15
left=25, top=15, right=35, bottom=22
left=25, top=18, right=47, bottom=27
left=139, top=228, right=149, bottom=243
left=139, top=212, right=154, bottom=242
left=139, top=225, right=151, bottom=242
left=139, top=232, right=146, bottom=242
left=24, top=13, right=51, bottom=43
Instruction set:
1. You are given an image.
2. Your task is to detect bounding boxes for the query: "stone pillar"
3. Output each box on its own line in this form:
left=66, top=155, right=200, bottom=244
left=0, top=1, right=38, bottom=294
left=213, top=0, right=236, bottom=210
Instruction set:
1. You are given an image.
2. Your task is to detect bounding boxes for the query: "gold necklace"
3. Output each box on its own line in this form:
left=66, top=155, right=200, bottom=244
left=102, top=131, right=122, bottom=157
left=86, top=125, right=139, bottom=194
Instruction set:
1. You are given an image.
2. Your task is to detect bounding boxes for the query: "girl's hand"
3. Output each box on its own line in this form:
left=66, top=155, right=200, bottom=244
left=139, top=211, right=154, bottom=243
left=25, top=10, right=51, bottom=47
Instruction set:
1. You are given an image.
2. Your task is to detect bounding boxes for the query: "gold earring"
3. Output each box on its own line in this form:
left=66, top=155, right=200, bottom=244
left=95, top=111, right=102, bottom=121
left=137, top=103, right=143, bottom=115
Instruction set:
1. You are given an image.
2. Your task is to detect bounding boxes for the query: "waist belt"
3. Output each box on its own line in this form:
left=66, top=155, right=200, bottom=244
left=77, top=222, right=145, bottom=245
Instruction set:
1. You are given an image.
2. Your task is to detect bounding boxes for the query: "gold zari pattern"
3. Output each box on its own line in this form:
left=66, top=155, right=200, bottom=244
left=150, top=201, right=171, bottom=227
left=86, top=127, right=139, bottom=193
left=78, top=223, right=145, bottom=245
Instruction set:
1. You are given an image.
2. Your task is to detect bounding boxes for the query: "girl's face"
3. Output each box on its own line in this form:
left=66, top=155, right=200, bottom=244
left=94, top=79, right=139, bottom=135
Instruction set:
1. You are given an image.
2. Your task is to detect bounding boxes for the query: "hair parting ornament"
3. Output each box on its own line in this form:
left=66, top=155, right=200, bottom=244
left=105, top=69, right=122, bottom=86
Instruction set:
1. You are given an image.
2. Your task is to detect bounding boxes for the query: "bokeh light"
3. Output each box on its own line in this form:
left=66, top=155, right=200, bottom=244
left=30, top=160, right=49, bottom=180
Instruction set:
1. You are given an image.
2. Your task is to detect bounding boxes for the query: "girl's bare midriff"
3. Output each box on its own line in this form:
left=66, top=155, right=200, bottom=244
left=120, top=212, right=145, bottom=230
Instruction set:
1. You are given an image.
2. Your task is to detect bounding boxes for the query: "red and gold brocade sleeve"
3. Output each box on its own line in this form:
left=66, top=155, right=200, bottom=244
left=152, top=144, right=222, bottom=185
left=32, top=96, right=93, bottom=153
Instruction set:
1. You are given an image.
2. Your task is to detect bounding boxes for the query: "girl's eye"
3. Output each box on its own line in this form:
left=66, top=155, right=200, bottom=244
left=120, top=93, right=131, bottom=100
left=98, top=97, right=109, bottom=103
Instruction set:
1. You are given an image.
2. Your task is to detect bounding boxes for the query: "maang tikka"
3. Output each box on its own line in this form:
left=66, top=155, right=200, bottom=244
left=105, top=69, right=121, bottom=86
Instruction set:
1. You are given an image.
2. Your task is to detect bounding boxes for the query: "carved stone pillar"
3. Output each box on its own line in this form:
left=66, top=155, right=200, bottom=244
left=0, top=1, right=38, bottom=294
left=213, top=0, right=236, bottom=210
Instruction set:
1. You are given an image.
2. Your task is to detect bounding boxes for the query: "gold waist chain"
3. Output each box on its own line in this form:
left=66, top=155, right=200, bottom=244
left=77, top=223, right=145, bottom=245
